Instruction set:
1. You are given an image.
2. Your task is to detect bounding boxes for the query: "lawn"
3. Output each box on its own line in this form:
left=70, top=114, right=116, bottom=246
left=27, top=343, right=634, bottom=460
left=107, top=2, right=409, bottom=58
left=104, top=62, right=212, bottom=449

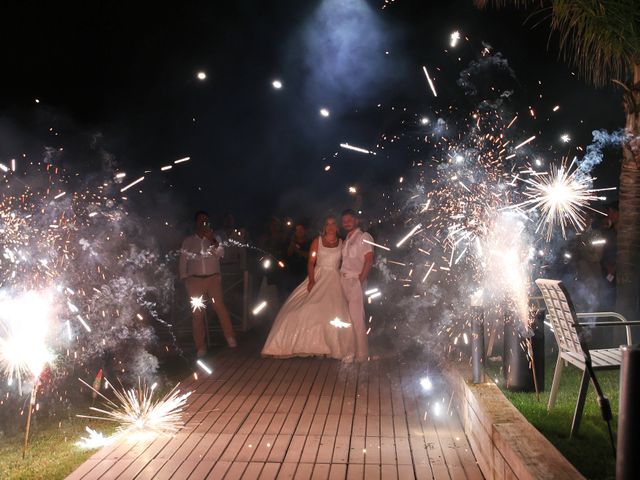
left=486, top=355, right=619, bottom=480
left=0, top=417, right=118, bottom=480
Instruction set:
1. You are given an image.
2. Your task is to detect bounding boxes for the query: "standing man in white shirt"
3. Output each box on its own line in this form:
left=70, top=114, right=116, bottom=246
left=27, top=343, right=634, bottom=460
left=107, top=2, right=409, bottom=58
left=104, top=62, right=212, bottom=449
left=340, top=209, right=374, bottom=362
left=180, top=211, right=237, bottom=358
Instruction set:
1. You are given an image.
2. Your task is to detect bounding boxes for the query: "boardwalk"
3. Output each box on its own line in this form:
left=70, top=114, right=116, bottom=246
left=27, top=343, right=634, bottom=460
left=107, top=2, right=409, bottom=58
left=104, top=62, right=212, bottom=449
left=68, top=339, right=482, bottom=480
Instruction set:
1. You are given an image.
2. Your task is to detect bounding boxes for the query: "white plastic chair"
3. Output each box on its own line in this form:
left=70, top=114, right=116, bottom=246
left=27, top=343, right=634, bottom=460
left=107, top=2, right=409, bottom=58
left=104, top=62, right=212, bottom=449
left=535, top=279, right=639, bottom=437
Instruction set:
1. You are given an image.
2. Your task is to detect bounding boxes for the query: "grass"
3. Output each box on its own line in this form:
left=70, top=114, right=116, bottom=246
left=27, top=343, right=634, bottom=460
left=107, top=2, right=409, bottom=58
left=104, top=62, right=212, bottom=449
left=0, top=417, right=117, bottom=480
left=486, top=355, right=619, bottom=480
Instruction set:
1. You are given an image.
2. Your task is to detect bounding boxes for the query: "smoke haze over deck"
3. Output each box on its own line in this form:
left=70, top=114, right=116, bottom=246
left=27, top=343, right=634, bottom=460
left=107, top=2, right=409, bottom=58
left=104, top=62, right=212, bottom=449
left=0, top=0, right=624, bottom=234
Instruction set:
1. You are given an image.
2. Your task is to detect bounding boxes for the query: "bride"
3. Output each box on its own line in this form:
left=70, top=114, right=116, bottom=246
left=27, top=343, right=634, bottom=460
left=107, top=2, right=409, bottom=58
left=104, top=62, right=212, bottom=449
left=261, top=215, right=355, bottom=360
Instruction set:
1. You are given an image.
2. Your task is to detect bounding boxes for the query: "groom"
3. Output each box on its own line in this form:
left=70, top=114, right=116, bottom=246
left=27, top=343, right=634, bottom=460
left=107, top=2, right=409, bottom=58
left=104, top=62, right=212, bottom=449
left=340, top=209, right=374, bottom=362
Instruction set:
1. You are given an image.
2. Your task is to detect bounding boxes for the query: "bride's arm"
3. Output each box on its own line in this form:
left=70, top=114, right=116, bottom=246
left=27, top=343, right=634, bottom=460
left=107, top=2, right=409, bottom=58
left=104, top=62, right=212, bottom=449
left=307, top=238, right=319, bottom=292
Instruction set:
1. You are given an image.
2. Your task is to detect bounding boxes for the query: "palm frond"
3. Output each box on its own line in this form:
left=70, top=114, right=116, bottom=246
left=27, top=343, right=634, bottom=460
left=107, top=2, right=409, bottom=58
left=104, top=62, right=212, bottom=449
left=550, top=0, right=639, bottom=86
left=474, top=0, right=640, bottom=86
left=473, top=0, right=543, bottom=9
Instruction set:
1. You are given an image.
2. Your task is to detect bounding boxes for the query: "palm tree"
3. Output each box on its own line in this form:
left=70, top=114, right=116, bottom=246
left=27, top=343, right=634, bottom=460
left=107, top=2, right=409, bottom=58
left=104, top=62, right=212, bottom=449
left=476, top=0, right=640, bottom=321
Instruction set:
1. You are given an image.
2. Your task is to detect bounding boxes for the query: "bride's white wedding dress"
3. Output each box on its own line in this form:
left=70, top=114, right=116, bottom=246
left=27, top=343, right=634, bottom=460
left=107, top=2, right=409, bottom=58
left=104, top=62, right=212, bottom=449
left=261, top=236, right=355, bottom=360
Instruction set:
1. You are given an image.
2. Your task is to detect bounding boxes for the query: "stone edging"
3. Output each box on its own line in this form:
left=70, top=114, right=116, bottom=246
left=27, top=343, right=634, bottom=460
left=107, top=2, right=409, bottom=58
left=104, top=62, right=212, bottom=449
left=443, top=365, right=585, bottom=480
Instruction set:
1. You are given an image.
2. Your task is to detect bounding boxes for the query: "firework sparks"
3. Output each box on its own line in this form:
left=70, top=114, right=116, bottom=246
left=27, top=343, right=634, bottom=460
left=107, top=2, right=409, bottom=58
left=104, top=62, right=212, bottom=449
left=510, top=161, right=614, bottom=240
left=514, top=135, right=536, bottom=150
left=362, top=239, right=391, bottom=251
left=0, top=291, right=54, bottom=389
left=76, top=315, right=92, bottom=333
left=420, top=376, right=433, bottom=391
left=252, top=301, right=267, bottom=315
left=396, top=224, right=422, bottom=248
left=329, top=317, right=351, bottom=328
left=190, top=295, right=206, bottom=312
left=196, top=360, right=212, bottom=375
left=78, top=379, right=192, bottom=441
left=120, top=176, right=145, bottom=193
left=76, top=427, right=116, bottom=449
left=422, top=66, right=438, bottom=97
left=339, top=143, right=376, bottom=155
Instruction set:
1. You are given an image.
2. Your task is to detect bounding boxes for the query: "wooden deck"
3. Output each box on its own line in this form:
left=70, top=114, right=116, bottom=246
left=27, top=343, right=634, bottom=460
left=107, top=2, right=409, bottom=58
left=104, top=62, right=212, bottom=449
left=68, top=339, right=483, bottom=480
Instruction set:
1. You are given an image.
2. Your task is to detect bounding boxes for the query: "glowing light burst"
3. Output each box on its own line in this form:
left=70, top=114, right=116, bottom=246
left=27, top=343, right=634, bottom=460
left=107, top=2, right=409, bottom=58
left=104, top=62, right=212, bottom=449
left=511, top=161, right=614, bottom=240
left=420, top=376, right=433, bottom=391
left=329, top=317, right=351, bottom=328
left=190, top=295, right=206, bottom=312
left=78, top=379, right=192, bottom=441
left=0, top=291, right=55, bottom=387
left=450, top=31, right=461, bottom=47
left=76, top=427, right=116, bottom=449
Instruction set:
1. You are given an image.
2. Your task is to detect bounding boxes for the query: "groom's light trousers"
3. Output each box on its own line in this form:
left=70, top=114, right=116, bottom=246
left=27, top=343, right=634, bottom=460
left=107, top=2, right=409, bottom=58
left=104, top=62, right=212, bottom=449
left=341, top=276, right=369, bottom=361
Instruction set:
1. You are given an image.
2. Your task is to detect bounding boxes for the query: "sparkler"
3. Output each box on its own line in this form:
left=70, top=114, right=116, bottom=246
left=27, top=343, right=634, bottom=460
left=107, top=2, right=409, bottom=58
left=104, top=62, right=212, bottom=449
left=78, top=378, right=192, bottom=442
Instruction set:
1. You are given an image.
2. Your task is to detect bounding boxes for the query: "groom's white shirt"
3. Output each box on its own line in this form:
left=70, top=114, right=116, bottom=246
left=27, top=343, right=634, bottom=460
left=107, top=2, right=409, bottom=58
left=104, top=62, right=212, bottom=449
left=340, top=228, right=373, bottom=279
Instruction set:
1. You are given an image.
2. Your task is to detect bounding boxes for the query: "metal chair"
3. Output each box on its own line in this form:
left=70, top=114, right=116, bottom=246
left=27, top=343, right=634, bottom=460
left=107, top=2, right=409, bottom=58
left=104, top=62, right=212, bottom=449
left=535, top=279, right=639, bottom=438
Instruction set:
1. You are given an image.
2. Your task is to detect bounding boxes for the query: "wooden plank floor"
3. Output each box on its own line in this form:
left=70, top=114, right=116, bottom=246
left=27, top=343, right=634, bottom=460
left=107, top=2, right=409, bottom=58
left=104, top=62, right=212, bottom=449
left=68, top=339, right=483, bottom=480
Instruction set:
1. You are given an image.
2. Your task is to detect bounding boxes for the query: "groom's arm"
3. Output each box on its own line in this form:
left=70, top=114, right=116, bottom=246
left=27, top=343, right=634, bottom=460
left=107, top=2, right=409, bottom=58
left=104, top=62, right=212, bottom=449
left=359, top=252, right=373, bottom=284
left=359, top=233, right=374, bottom=284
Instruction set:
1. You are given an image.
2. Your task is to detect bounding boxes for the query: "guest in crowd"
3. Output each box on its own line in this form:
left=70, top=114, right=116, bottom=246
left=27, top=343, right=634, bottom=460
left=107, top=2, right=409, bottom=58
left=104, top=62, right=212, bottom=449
left=179, top=211, right=237, bottom=358
left=285, top=221, right=311, bottom=294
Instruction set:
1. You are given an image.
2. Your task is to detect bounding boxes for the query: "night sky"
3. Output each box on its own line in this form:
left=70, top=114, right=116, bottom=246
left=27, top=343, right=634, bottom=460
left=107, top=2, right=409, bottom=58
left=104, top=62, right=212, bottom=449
left=0, top=0, right=623, bottom=234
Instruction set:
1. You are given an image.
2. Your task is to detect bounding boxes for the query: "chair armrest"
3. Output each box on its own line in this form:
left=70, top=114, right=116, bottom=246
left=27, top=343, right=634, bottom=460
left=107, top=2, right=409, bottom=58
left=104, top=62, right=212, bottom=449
left=576, top=312, right=636, bottom=345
